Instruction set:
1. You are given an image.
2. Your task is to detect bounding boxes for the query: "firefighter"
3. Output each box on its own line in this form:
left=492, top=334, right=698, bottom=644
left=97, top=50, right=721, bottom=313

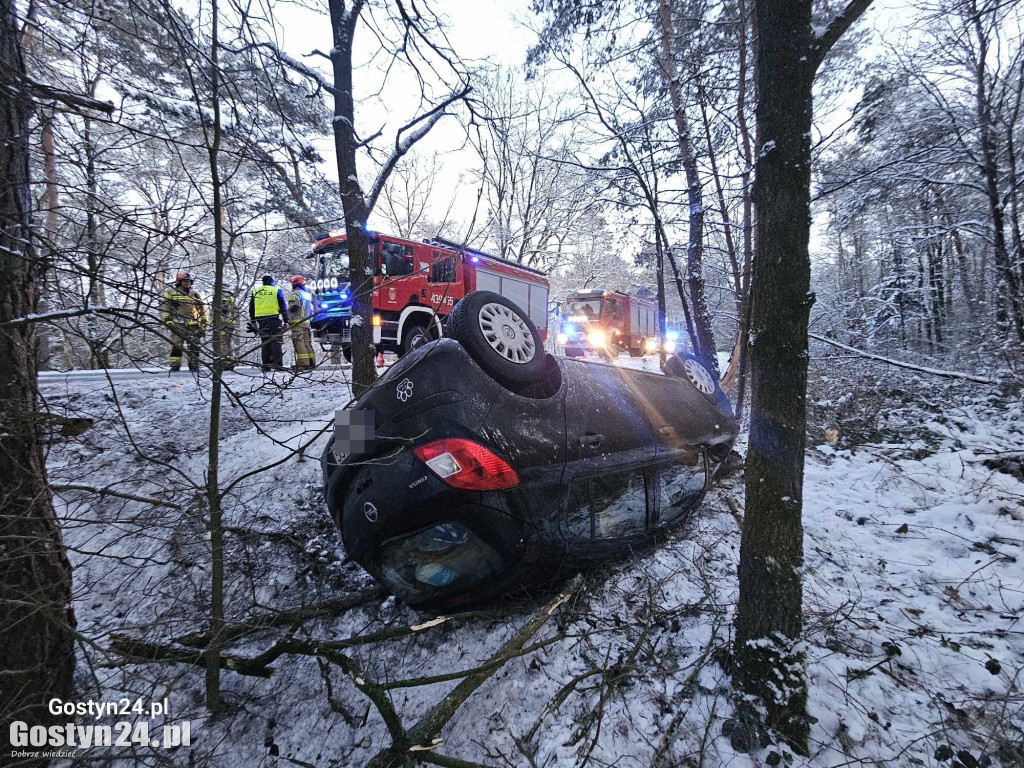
left=287, top=275, right=317, bottom=371
left=160, top=271, right=206, bottom=372
left=219, top=279, right=239, bottom=370
left=249, top=274, right=290, bottom=372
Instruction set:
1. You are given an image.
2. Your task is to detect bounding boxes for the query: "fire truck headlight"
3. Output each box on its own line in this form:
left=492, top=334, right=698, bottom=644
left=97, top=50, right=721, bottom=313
left=664, top=340, right=677, bottom=353
left=557, top=333, right=568, bottom=345
left=330, top=277, right=339, bottom=289
left=588, top=329, right=606, bottom=347
left=372, top=315, right=382, bottom=326
left=645, top=338, right=658, bottom=353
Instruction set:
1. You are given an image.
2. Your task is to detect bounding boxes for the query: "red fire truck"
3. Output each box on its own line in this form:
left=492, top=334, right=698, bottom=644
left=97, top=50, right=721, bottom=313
left=308, top=232, right=550, bottom=359
left=558, top=289, right=662, bottom=358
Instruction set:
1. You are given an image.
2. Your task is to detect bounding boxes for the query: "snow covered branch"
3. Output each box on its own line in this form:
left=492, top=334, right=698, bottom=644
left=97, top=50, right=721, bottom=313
left=364, top=85, right=471, bottom=215
left=1, top=306, right=129, bottom=327
left=26, top=76, right=115, bottom=115
left=811, top=0, right=875, bottom=73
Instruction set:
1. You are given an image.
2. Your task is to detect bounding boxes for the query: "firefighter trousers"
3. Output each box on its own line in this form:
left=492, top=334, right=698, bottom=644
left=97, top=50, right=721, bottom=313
left=291, top=324, right=315, bottom=370
left=256, top=316, right=284, bottom=371
left=221, top=327, right=236, bottom=368
left=168, top=323, right=200, bottom=371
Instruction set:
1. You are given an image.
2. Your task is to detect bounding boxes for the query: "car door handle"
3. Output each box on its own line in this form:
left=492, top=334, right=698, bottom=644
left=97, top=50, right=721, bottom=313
left=578, top=433, right=605, bottom=448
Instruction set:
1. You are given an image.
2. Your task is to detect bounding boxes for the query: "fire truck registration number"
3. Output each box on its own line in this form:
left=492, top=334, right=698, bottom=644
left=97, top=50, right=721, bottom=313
left=430, top=294, right=455, bottom=306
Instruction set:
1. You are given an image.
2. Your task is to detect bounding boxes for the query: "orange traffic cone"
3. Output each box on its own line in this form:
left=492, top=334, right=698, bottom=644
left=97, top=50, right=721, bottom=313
left=375, top=352, right=385, bottom=367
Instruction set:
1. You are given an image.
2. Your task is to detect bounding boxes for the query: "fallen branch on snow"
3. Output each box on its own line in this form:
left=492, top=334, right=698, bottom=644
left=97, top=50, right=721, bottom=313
left=363, top=575, right=583, bottom=768
left=809, top=333, right=1000, bottom=385
left=50, top=483, right=183, bottom=510
left=173, top=586, right=388, bottom=647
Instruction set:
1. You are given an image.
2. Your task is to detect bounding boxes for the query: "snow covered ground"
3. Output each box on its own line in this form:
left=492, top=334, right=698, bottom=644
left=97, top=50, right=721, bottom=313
left=39, top=356, right=1023, bottom=768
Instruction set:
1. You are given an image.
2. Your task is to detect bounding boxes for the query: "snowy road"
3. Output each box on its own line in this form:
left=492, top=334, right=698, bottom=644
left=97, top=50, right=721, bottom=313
left=38, top=364, right=352, bottom=385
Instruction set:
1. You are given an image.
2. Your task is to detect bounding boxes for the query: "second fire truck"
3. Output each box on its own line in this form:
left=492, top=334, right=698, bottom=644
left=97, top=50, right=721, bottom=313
left=307, top=232, right=550, bottom=360
left=558, top=288, right=683, bottom=358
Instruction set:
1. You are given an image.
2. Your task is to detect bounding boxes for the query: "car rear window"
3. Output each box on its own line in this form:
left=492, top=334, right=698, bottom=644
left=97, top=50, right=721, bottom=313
left=380, top=521, right=505, bottom=599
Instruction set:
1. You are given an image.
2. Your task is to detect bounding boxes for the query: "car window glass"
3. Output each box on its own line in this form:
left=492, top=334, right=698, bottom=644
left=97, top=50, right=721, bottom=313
left=657, top=453, right=707, bottom=525
left=566, top=469, right=647, bottom=539
left=430, top=254, right=456, bottom=283
left=382, top=243, right=414, bottom=277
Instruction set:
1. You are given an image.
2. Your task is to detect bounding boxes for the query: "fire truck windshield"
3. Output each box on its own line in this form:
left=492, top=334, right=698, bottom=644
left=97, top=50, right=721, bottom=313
left=565, top=298, right=602, bottom=322
left=316, top=245, right=350, bottom=279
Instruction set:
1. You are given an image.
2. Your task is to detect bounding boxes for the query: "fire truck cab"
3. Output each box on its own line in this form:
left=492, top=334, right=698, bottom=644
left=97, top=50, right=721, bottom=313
left=559, top=289, right=661, bottom=358
left=308, top=232, right=549, bottom=359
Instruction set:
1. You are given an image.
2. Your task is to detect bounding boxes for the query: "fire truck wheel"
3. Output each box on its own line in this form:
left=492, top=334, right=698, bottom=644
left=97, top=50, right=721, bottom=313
left=342, top=345, right=352, bottom=363
left=666, top=353, right=733, bottom=414
left=401, top=324, right=430, bottom=357
left=448, top=290, right=545, bottom=388
left=629, top=340, right=644, bottom=358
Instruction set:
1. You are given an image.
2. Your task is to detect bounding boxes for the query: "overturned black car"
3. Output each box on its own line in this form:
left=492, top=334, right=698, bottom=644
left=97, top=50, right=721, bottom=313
left=322, top=290, right=738, bottom=609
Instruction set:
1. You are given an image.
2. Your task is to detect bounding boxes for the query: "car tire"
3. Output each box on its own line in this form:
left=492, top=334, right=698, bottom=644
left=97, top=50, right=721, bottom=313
left=447, top=290, right=545, bottom=386
left=666, top=353, right=733, bottom=413
left=400, top=323, right=430, bottom=357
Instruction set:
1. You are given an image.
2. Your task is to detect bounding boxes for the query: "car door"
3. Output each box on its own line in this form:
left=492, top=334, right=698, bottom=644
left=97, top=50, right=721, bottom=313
left=561, top=358, right=659, bottom=472
left=559, top=358, right=658, bottom=543
left=427, top=250, right=460, bottom=312
left=618, top=367, right=729, bottom=456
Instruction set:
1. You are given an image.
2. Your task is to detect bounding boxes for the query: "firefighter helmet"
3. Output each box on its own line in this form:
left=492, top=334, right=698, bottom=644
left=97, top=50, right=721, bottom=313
left=176, top=271, right=192, bottom=284
left=289, top=275, right=305, bottom=287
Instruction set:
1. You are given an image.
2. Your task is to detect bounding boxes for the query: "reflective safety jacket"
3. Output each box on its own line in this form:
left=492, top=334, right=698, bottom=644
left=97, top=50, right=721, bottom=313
left=287, top=287, right=318, bottom=324
left=160, top=285, right=207, bottom=326
left=250, top=284, right=290, bottom=322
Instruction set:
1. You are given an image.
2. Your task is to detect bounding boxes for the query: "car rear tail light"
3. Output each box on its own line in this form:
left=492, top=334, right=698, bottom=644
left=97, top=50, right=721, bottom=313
left=413, top=438, right=519, bottom=491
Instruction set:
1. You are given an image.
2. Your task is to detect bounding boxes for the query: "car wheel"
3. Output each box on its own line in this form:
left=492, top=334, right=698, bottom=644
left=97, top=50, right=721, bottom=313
left=401, top=323, right=430, bottom=357
left=447, top=290, right=545, bottom=386
left=666, top=353, right=733, bottom=413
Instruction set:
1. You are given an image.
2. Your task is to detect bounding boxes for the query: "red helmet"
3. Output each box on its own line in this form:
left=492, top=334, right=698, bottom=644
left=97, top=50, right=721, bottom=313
left=289, top=275, right=305, bottom=287
left=176, top=271, right=192, bottom=284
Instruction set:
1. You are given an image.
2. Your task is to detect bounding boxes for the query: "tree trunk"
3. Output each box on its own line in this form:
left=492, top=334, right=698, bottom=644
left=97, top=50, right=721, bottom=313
left=38, top=112, right=58, bottom=371
left=971, top=0, right=1024, bottom=341
left=0, top=0, right=76, bottom=745
left=893, top=241, right=907, bottom=348
left=204, top=0, right=227, bottom=711
left=933, top=186, right=975, bottom=312
left=734, top=0, right=756, bottom=422
left=657, top=0, right=718, bottom=374
left=655, top=229, right=668, bottom=369
left=733, top=0, right=815, bottom=752
left=329, top=0, right=375, bottom=396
